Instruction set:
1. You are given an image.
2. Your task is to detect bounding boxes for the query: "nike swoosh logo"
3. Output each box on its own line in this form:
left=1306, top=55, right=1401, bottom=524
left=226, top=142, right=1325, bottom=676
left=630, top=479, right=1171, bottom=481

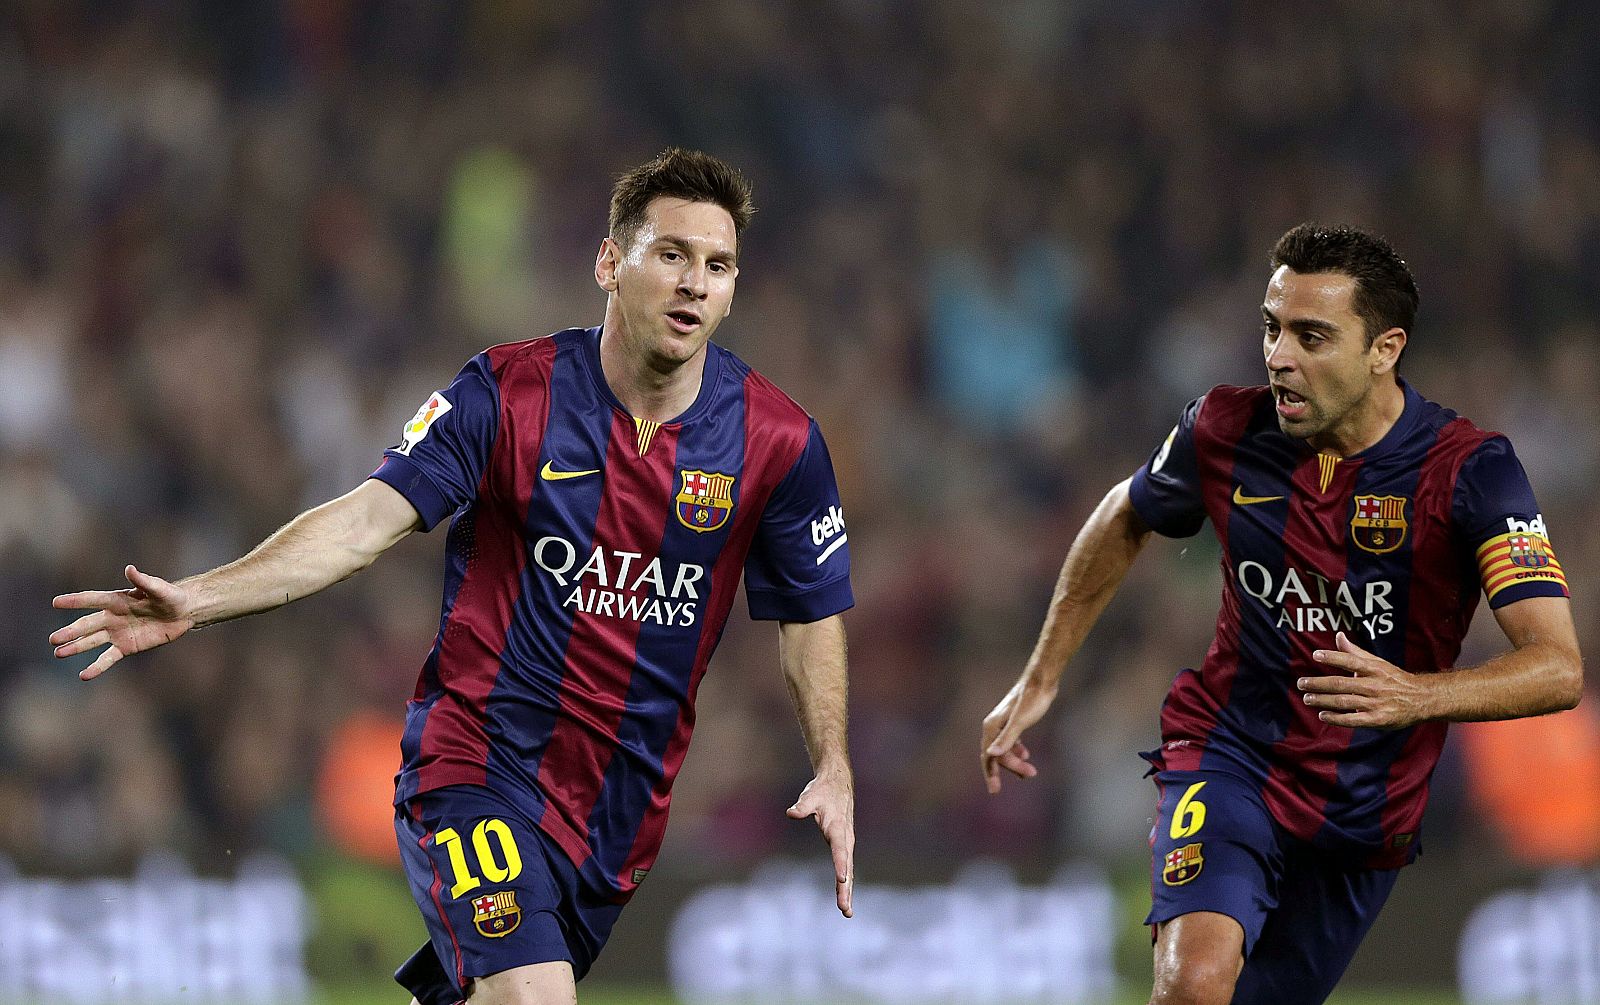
left=541, top=460, right=600, bottom=481
left=1233, top=486, right=1285, bottom=506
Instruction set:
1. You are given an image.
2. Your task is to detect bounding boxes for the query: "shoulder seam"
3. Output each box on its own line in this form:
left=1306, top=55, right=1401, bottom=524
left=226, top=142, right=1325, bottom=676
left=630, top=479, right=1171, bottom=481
left=482, top=336, right=560, bottom=384
left=741, top=368, right=814, bottom=427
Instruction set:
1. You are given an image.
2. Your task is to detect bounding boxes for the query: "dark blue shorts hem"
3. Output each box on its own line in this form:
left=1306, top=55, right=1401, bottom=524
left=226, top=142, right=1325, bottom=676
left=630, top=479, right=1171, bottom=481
left=393, top=784, right=620, bottom=997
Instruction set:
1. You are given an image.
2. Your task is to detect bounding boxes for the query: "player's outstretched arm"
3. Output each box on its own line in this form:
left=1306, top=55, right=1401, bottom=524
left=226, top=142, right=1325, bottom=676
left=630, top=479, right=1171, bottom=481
left=778, top=613, right=854, bottom=919
left=51, top=478, right=421, bottom=680
left=983, top=477, right=1153, bottom=793
left=1300, top=597, right=1582, bottom=729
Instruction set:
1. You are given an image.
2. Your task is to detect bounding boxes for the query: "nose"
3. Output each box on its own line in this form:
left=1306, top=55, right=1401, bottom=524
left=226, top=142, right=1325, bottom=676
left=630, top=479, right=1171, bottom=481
left=677, top=260, right=708, bottom=301
left=1265, top=334, right=1296, bottom=374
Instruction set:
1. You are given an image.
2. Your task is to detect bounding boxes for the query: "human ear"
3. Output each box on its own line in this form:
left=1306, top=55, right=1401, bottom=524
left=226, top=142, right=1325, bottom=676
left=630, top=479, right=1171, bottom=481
left=595, top=238, right=621, bottom=293
left=1371, top=327, right=1406, bottom=375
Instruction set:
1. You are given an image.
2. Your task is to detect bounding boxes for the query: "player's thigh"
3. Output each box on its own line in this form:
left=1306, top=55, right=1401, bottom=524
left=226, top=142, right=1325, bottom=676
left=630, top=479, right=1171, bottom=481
left=1230, top=847, right=1400, bottom=1005
left=1145, top=769, right=1284, bottom=957
left=396, top=787, right=578, bottom=991
left=468, top=961, right=577, bottom=1005
left=1150, top=911, right=1245, bottom=1005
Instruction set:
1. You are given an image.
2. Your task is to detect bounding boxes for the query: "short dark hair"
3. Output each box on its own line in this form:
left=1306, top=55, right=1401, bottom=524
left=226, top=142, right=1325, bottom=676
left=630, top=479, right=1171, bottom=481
left=1270, top=223, right=1419, bottom=346
left=608, top=147, right=755, bottom=250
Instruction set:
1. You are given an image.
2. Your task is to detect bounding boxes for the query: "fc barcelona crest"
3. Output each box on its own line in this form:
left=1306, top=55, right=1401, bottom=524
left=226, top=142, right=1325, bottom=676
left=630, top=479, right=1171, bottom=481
left=676, top=470, right=735, bottom=533
left=1163, top=843, right=1204, bottom=886
left=472, top=891, right=521, bottom=938
left=1509, top=534, right=1551, bottom=569
left=1351, top=495, right=1408, bottom=555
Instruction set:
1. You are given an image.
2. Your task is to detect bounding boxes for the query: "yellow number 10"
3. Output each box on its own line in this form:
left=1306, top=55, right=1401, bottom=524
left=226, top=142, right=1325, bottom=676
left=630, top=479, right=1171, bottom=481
left=1169, top=781, right=1208, bottom=840
left=435, top=819, right=524, bottom=899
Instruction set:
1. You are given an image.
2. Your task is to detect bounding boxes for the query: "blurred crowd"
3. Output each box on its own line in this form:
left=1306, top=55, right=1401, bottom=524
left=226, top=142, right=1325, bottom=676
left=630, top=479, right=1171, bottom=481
left=3, top=0, right=1599, bottom=887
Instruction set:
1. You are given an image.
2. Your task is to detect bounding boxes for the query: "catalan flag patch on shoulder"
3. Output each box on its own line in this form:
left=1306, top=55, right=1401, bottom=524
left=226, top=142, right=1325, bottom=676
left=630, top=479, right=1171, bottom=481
left=1476, top=530, right=1568, bottom=603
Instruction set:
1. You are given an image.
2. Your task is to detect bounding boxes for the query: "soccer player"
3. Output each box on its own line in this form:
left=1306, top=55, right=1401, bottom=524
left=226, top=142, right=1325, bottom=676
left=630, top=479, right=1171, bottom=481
left=50, top=148, right=856, bottom=1005
left=980, top=224, right=1582, bottom=1005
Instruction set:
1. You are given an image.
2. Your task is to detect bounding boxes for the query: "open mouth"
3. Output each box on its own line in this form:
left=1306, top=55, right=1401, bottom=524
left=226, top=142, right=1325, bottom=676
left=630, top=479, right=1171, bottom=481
left=666, top=310, right=702, bottom=333
left=1274, top=384, right=1310, bottom=419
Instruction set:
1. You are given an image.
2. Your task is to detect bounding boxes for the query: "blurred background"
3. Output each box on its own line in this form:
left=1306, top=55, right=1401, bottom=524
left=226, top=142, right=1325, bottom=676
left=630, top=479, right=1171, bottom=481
left=3, top=1, right=1600, bottom=1003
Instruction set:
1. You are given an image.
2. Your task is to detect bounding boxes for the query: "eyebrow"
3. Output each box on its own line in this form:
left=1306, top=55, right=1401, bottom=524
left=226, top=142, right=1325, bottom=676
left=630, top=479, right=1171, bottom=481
left=655, top=234, right=737, bottom=265
left=1262, top=306, right=1338, bottom=335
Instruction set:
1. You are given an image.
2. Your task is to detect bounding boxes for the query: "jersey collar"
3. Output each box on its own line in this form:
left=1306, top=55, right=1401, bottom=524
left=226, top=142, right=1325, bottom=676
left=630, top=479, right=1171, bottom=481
left=578, top=325, right=723, bottom=426
left=1346, top=377, right=1424, bottom=461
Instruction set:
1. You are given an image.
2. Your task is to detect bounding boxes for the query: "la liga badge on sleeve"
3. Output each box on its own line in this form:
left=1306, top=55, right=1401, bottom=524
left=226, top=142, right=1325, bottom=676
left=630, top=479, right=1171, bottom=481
left=396, top=392, right=452, bottom=456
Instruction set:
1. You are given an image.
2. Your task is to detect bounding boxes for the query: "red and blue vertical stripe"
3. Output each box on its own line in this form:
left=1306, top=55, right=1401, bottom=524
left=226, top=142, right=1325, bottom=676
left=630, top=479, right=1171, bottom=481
left=373, top=328, right=832, bottom=901
left=1139, top=382, right=1516, bottom=866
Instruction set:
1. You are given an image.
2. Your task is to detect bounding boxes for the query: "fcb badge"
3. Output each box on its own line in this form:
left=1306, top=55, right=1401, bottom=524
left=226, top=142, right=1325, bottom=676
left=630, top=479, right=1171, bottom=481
left=1163, top=843, right=1204, bottom=886
left=676, top=470, right=735, bottom=533
left=1508, top=534, right=1551, bottom=569
left=471, top=891, right=521, bottom=938
left=1350, top=495, right=1408, bottom=555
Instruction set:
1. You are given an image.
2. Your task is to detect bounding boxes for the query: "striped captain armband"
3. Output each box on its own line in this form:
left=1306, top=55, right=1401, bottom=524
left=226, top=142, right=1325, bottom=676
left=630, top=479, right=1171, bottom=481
left=1476, top=529, right=1568, bottom=603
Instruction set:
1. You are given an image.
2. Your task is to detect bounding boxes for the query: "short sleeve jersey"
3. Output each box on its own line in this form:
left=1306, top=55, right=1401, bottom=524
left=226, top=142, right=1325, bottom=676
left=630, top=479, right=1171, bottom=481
left=1129, top=381, right=1567, bottom=867
left=370, top=328, right=854, bottom=899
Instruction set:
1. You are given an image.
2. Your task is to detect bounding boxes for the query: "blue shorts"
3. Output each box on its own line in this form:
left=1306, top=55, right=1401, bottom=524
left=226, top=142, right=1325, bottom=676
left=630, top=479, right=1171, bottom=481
left=1145, top=769, right=1399, bottom=1005
left=393, top=785, right=623, bottom=1005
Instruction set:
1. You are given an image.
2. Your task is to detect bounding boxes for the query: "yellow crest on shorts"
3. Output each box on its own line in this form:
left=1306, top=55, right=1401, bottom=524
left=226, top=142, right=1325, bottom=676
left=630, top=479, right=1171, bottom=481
left=1162, top=843, right=1204, bottom=886
left=472, top=891, right=521, bottom=938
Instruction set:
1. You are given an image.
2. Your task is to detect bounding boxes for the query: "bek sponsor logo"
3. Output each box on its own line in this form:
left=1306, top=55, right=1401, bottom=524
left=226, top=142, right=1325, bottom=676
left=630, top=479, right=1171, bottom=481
left=1150, top=425, right=1178, bottom=474
left=1235, top=561, right=1397, bottom=636
left=533, top=537, right=703, bottom=627
left=1506, top=513, right=1548, bottom=538
left=810, top=504, right=847, bottom=566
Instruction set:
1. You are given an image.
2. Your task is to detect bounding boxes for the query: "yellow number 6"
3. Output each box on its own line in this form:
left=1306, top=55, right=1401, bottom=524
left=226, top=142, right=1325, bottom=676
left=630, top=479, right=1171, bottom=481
left=1169, top=781, right=1208, bottom=840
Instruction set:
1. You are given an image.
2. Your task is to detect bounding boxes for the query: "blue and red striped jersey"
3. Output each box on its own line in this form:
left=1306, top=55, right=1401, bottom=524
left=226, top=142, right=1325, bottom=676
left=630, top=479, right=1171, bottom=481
left=371, top=327, right=853, bottom=899
left=1130, top=381, right=1568, bottom=867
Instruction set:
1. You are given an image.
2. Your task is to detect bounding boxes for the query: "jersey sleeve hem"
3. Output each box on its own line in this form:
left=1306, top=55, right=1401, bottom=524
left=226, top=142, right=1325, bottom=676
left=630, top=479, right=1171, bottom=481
left=370, top=454, right=455, bottom=531
left=1487, top=580, right=1570, bottom=610
left=746, top=577, right=854, bottom=622
left=1128, top=469, right=1206, bottom=538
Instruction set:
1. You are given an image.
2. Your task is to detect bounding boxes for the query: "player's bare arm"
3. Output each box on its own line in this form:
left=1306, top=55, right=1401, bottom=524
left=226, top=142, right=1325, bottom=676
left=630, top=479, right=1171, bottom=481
left=1300, top=596, right=1582, bottom=729
left=51, top=478, right=421, bottom=680
left=778, top=613, right=854, bottom=918
left=983, top=477, right=1154, bottom=793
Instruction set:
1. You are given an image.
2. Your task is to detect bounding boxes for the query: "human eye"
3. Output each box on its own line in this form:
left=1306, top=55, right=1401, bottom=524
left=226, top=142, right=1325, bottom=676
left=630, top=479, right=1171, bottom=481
left=708, top=261, right=728, bottom=274
left=661, top=249, right=683, bottom=263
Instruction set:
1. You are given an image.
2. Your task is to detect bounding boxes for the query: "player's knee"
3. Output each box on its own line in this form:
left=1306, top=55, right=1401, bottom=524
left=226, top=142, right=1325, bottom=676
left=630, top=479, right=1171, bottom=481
left=1150, top=955, right=1240, bottom=1005
left=468, top=961, right=577, bottom=1005
left=469, top=984, right=575, bottom=1005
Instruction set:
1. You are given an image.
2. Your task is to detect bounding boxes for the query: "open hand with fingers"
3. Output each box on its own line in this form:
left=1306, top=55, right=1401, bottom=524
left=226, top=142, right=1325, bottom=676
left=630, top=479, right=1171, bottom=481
left=50, top=565, right=194, bottom=680
left=1298, top=631, right=1432, bottom=730
left=982, top=676, right=1058, bottom=794
left=787, top=767, right=855, bottom=918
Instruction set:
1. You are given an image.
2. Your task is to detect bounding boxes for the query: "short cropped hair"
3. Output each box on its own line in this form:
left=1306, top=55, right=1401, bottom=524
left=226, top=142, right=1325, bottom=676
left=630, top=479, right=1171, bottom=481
left=1270, top=223, right=1419, bottom=346
left=608, top=147, right=755, bottom=250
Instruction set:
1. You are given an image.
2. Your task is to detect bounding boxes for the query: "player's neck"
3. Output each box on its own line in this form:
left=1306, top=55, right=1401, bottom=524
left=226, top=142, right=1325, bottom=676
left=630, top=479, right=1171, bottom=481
left=1308, top=378, right=1406, bottom=457
left=597, top=323, right=706, bottom=423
